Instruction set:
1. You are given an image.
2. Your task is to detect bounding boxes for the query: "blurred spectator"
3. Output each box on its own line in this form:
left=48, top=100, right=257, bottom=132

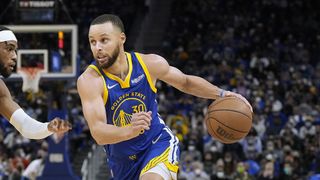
left=241, top=128, right=263, bottom=160
left=299, top=116, right=316, bottom=139
left=180, top=141, right=202, bottom=162
left=22, top=149, right=47, bottom=180
left=211, top=158, right=228, bottom=180
left=180, top=161, right=210, bottom=180
left=258, top=161, right=276, bottom=180
left=234, top=162, right=254, bottom=180
left=223, top=152, right=237, bottom=179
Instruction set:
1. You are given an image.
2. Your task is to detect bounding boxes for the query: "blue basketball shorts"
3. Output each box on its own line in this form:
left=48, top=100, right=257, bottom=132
left=108, top=127, right=180, bottom=180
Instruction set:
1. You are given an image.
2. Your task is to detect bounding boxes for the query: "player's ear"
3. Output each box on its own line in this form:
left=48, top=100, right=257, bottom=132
left=120, top=32, right=126, bottom=44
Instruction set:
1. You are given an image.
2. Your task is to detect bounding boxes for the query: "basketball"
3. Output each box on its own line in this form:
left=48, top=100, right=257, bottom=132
left=205, top=96, right=252, bottom=144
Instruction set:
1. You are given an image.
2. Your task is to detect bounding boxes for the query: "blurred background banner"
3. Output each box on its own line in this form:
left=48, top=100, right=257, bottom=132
left=38, top=109, right=79, bottom=180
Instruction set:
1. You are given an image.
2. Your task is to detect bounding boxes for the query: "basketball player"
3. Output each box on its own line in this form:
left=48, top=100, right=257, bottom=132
left=77, top=14, right=252, bottom=180
left=0, top=26, right=71, bottom=139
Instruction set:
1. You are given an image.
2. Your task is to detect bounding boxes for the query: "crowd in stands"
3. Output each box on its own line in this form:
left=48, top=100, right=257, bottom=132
left=0, top=0, right=319, bottom=179
left=0, top=0, right=146, bottom=179
left=161, top=0, right=320, bottom=179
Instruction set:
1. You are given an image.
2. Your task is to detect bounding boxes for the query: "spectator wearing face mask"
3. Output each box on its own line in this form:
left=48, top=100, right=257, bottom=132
left=281, top=148, right=302, bottom=178
left=280, top=120, right=298, bottom=137
left=299, top=116, right=316, bottom=139
left=265, top=100, right=288, bottom=136
left=203, top=136, right=224, bottom=154
left=192, top=161, right=210, bottom=180
left=252, top=113, right=266, bottom=138
left=180, top=141, right=202, bottom=162
left=179, top=154, right=193, bottom=180
left=241, top=128, right=262, bottom=160
left=279, top=162, right=296, bottom=180
left=211, top=158, right=228, bottom=180
left=258, top=161, right=277, bottom=180
left=179, top=159, right=209, bottom=180
left=263, top=137, right=283, bottom=166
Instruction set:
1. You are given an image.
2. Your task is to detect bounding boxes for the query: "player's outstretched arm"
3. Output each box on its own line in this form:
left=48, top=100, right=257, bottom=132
left=142, top=54, right=224, bottom=99
left=0, top=80, right=71, bottom=139
left=142, top=54, right=252, bottom=111
left=77, top=70, right=151, bottom=145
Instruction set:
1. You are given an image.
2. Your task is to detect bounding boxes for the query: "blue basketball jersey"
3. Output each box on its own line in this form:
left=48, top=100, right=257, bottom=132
left=89, top=52, right=179, bottom=179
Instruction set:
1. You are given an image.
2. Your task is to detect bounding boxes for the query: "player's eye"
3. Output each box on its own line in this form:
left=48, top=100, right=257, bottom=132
left=102, top=38, right=109, bottom=43
left=6, top=47, right=15, bottom=52
left=90, top=40, right=96, bottom=45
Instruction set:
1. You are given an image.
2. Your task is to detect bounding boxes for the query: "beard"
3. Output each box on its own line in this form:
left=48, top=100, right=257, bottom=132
left=0, top=61, right=11, bottom=78
left=97, top=45, right=120, bottom=69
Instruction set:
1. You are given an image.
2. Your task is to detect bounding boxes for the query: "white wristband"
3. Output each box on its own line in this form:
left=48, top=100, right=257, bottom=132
left=9, top=108, right=53, bottom=139
left=219, top=90, right=226, bottom=97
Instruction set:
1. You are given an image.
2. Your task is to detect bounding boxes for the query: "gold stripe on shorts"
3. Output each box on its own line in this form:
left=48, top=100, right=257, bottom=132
left=140, top=147, right=179, bottom=176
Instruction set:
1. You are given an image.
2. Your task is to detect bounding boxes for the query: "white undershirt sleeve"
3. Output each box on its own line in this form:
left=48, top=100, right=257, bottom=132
left=9, top=108, right=53, bottom=139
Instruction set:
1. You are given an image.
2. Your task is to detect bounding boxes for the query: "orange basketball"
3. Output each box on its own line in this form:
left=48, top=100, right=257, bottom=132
left=205, top=96, right=252, bottom=144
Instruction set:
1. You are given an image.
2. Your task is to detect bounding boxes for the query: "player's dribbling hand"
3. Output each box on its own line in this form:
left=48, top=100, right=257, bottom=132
left=129, top=111, right=152, bottom=137
left=48, top=117, right=72, bottom=133
left=224, top=91, right=253, bottom=112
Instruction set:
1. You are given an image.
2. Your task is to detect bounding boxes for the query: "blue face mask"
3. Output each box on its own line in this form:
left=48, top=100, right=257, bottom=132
left=305, top=122, right=312, bottom=128
left=284, top=166, right=292, bottom=175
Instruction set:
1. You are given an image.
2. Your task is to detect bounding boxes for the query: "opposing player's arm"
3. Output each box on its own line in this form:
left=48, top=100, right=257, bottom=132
left=77, top=71, right=150, bottom=145
left=0, top=80, right=70, bottom=139
left=0, top=80, right=21, bottom=119
left=142, top=54, right=223, bottom=100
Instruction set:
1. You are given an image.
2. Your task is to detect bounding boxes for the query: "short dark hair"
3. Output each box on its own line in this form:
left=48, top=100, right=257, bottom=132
left=91, top=14, right=125, bottom=33
left=0, top=26, right=10, bottom=32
